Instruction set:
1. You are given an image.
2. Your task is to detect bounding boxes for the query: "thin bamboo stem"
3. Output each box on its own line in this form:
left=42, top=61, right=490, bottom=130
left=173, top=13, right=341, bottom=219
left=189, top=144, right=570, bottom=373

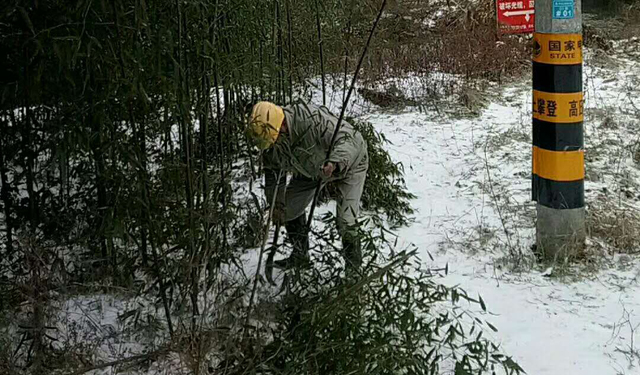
left=306, top=0, right=388, bottom=230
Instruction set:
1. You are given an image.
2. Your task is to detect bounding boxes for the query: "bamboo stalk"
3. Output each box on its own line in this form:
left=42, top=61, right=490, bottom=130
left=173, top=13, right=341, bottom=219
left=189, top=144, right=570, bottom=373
left=306, top=0, right=388, bottom=230
left=245, top=171, right=283, bottom=330
left=213, top=55, right=229, bottom=254
left=174, top=0, right=199, bottom=326
left=315, top=0, right=326, bottom=106
left=0, top=115, right=14, bottom=255
left=286, top=0, right=294, bottom=103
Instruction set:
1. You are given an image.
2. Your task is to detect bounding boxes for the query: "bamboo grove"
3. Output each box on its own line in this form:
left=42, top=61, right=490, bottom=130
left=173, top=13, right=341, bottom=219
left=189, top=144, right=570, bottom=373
left=0, top=0, right=389, bottom=329
left=0, top=2, right=539, bottom=374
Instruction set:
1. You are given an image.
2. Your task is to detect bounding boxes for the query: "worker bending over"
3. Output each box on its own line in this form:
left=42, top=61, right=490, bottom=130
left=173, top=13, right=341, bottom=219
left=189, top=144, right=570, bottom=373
left=248, top=101, right=369, bottom=271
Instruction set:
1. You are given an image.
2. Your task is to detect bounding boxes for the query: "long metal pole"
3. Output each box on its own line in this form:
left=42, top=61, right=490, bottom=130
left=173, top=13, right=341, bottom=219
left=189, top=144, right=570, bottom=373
left=532, top=0, right=586, bottom=260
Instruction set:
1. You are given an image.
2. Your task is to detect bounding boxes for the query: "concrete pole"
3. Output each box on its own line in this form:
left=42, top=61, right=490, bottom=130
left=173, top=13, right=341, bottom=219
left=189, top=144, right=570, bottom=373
left=532, top=0, right=586, bottom=260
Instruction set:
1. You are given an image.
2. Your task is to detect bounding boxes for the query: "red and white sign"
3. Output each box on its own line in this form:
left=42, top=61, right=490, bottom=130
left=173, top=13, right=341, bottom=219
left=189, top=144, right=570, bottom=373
left=497, top=0, right=535, bottom=34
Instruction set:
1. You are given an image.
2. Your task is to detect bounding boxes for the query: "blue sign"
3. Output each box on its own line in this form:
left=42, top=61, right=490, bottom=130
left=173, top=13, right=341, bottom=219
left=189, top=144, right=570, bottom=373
left=553, top=0, right=575, bottom=19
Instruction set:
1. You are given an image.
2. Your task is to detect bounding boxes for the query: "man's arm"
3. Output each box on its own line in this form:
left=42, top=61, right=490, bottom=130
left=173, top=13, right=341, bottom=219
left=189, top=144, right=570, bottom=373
left=320, top=112, right=363, bottom=177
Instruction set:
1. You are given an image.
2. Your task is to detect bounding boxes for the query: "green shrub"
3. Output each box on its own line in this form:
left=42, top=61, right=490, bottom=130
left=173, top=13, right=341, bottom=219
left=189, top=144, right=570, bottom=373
left=219, top=223, right=524, bottom=375
left=354, top=118, right=416, bottom=227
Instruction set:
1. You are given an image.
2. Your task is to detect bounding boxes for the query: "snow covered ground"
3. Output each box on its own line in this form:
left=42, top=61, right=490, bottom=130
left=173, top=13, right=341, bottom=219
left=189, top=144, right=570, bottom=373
left=375, top=94, right=640, bottom=375
left=16, top=37, right=639, bottom=375
left=251, top=33, right=639, bottom=374
left=313, top=44, right=640, bottom=374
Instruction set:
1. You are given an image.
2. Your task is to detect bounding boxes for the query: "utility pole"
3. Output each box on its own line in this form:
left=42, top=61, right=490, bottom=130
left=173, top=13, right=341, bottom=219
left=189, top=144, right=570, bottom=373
left=532, top=0, right=585, bottom=260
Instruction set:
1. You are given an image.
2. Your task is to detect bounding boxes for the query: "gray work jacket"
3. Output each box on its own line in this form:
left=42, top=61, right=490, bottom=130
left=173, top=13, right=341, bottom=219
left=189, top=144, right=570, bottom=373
left=264, top=102, right=367, bottom=206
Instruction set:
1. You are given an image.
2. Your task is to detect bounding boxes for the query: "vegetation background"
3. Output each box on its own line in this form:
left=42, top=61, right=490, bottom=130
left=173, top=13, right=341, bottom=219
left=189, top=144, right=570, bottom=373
left=0, top=0, right=637, bottom=374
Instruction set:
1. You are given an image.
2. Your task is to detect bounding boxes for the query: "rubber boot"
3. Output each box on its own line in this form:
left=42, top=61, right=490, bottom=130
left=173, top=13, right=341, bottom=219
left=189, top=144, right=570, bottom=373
left=343, top=233, right=362, bottom=276
left=274, top=214, right=311, bottom=269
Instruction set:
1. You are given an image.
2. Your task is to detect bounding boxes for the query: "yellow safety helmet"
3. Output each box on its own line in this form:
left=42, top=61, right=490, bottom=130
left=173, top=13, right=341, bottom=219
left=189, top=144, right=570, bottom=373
left=247, top=101, right=285, bottom=150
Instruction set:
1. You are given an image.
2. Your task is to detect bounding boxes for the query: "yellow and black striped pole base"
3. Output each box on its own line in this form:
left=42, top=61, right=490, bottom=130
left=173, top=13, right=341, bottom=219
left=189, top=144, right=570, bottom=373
left=532, top=32, right=584, bottom=209
left=532, top=0, right=586, bottom=259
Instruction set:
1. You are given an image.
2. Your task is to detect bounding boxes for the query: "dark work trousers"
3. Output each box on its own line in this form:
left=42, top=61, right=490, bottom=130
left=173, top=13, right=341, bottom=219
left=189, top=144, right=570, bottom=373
left=282, top=150, right=368, bottom=269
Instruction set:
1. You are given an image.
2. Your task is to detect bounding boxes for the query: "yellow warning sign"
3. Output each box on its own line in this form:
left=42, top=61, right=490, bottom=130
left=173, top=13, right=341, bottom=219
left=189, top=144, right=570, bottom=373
left=533, top=146, right=585, bottom=182
left=533, top=33, right=583, bottom=65
left=533, top=90, right=584, bottom=123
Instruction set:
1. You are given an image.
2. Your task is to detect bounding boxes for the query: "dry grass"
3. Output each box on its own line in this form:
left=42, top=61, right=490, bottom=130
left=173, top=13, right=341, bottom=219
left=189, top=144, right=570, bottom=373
left=587, top=198, right=640, bottom=255
left=355, top=0, right=530, bottom=85
left=584, top=3, right=640, bottom=43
